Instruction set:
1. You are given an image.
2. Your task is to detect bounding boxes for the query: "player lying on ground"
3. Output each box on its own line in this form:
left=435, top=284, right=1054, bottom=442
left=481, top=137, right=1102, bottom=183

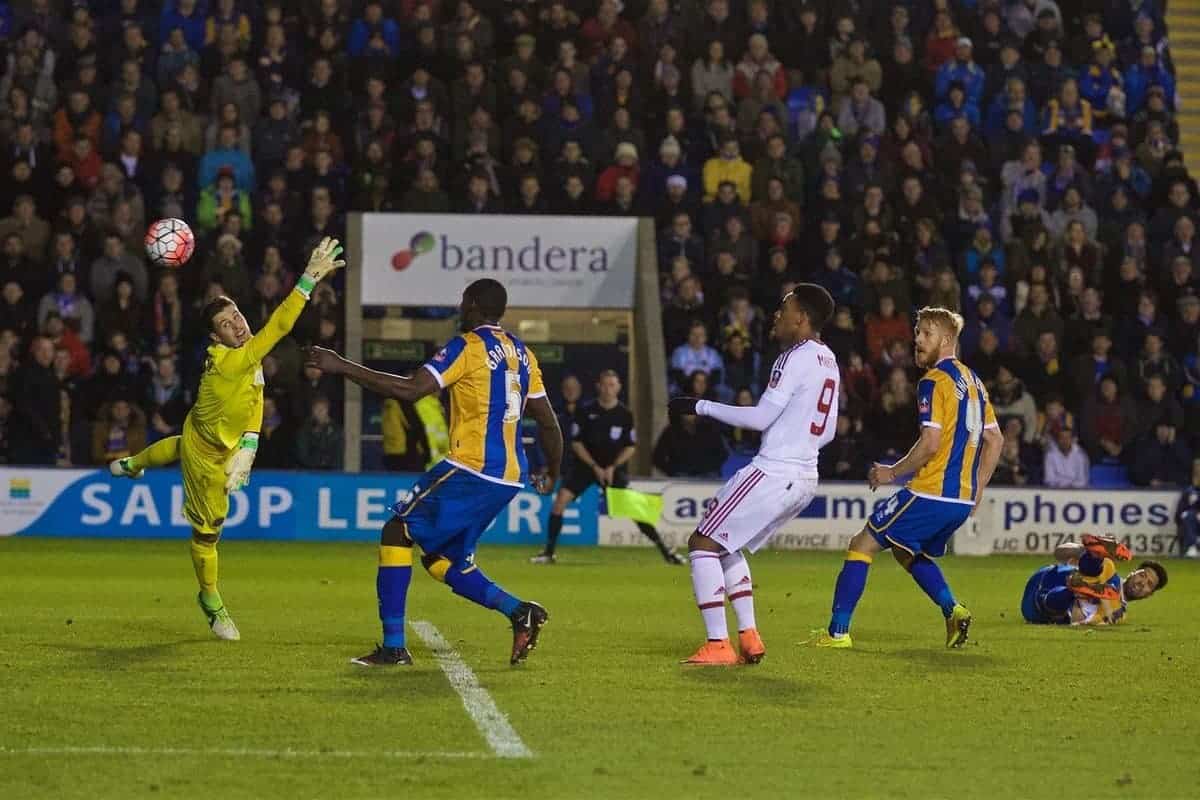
left=110, top=237, right=346, bottom=640
left=811, top=307, right=1004, bottom=650
left=667, top=284, right=838, bottom=665
left=1021, top=534, right=1167, bottom=625
left=531, top=369, right=685, bottom=566
left=305, top=278, right=563, bottom=666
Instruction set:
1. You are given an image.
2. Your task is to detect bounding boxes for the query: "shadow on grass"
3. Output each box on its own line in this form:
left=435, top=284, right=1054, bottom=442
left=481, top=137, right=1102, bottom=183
left=45, top=638, right=207, bottom=668
left=677, top=667, right=814, bottom=702
left=878, top=647, right=1002, bottom=669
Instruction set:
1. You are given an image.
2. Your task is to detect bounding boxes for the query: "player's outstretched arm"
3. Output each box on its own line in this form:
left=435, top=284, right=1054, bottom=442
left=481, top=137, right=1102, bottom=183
left=220, top=238, right=346, bottom=375
left=304, top=346, right=440, bottom=403
left=525, top=395, right=563, bottom=494
left=669, top=395, right=785, bottom=432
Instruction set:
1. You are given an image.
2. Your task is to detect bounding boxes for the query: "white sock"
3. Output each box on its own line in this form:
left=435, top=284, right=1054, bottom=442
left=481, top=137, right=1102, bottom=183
left=721, top=551, right=756, bottom=632
left=689, top=551, right=728, bottom=640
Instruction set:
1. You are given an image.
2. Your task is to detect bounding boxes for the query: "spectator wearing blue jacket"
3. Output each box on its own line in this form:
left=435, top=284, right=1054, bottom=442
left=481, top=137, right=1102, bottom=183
left=1078, top=40, right=1123, bottom=123
left=670, top=322, right=724, bottom=389
left=197, top=124, right=255, bottom=190
left=814, top=248, right=861, bottom=310
left=160, top=0, right=207, bottom=52
left=1123, top=45, right=1174, bottom=115
left=348, top=2, right=400, bottom=58
left=984, top=77, right=1038, bottom=137
left=935, top=37, right=985, bottom=107
left=934, top=85, right=981, bottom=132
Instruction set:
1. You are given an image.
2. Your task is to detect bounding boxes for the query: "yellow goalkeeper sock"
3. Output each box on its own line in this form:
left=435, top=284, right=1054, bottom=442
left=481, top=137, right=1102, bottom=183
left=191, top=536, right=222, bottom=608
left=128, top=436, right=182, bottom=473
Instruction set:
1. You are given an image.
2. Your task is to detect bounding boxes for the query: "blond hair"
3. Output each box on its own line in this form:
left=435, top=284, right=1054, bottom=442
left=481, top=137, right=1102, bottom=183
left=916, top=306, right=965, bottom=337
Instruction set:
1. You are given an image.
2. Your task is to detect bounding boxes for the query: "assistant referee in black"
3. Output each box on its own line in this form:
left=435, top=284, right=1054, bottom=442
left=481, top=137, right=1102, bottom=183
left=532, top=370, right=684, bottom=565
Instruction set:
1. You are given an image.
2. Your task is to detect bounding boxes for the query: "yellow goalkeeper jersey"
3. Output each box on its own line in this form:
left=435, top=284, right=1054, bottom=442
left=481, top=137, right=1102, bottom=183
left=186, top=288, right=307, bottom=453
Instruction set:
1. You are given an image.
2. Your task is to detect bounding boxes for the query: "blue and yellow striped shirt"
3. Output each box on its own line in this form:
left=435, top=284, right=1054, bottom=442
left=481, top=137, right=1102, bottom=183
left=908, top=358, right=998, bottom=504
left=422, top=325, right=546, bottom=486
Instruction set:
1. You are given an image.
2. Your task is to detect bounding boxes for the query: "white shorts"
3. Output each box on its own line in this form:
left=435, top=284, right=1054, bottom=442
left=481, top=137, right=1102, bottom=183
left=696, top=465, right=818, bottom=553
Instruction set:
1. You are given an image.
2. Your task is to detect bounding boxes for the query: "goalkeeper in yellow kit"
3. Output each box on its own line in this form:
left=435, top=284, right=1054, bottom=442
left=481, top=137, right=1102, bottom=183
left=109, top=237, right=345, bottom=640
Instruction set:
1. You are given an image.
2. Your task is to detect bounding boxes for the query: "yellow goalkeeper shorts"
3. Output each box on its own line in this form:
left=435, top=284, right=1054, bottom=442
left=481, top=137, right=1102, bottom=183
left=180, top=437, right=233, bottom=537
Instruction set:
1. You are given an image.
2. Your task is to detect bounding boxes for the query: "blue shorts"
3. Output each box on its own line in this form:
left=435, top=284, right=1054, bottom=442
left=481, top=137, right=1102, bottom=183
left=867, top=489, right=972, bottom=558
left=390, top=461, right=520, bottom=567
left=1020, top=565, right=1072, bottom=625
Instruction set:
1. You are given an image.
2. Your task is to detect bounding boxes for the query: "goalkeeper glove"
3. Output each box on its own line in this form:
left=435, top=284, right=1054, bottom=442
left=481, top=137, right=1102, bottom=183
left=224, top=432, right=259, bottom=492
left=297, top=237, right=345, bottom=297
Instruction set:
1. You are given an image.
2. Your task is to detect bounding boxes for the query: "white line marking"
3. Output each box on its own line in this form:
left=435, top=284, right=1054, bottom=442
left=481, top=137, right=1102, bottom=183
left=409, top=620, right=533, bottom=759
left=0, top=746, right=488, bottom=760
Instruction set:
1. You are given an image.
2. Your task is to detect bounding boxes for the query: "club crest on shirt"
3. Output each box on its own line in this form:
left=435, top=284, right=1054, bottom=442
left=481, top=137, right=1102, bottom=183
left=918, top=396, right=931, bottom=414
left=769, top=369, right=782, bottom=388
left=610, top=426, right=623, bottom=440
left=433, top=348, right=448, bottom=362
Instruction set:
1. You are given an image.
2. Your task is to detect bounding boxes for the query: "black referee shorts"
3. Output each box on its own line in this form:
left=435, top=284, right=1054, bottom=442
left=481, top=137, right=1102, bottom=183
left=562, top=463, right=629, bottom=497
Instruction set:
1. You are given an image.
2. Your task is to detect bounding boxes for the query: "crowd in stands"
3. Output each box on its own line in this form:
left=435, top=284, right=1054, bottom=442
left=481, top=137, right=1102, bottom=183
left=0, top=0, right=1192, bottom=494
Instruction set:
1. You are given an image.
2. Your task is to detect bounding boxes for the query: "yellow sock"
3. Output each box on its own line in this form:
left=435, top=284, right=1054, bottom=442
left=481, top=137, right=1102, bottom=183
left=129, top=436, right=182, bottom=472
left=191, top=536, right=221, bottom=607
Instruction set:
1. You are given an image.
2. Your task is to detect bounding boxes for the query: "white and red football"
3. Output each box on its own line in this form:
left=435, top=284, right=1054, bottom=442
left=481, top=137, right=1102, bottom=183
left=144, top=218, right=195, bottom=268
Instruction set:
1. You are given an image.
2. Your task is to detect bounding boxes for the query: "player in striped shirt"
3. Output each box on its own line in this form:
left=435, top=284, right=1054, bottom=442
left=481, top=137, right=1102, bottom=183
left=811, top=307, right=1005, bottom=649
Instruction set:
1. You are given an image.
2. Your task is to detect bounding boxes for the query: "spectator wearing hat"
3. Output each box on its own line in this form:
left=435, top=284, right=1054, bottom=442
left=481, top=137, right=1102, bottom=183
left=1079, top=38, right=1123, bottom=123
left=595, top=141, right=639, bottom=202
left=935, top=36, right=984, bottom=107
left=1125, top=45, right=1174, bottom=116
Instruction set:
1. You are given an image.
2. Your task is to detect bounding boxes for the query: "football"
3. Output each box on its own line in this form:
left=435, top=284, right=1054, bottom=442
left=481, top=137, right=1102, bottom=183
left=144, top=218, right=195, bottom=268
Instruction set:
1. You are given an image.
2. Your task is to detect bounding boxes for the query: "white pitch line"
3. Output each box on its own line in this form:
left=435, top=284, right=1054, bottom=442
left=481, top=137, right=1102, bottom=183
left=408, top=620, right=533, bottom=759
left=0, top=745, right=489, bottom=760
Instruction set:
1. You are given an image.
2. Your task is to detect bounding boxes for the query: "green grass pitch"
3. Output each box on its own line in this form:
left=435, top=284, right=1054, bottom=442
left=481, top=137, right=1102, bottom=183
left=1, top=538, right=1196, bottom=799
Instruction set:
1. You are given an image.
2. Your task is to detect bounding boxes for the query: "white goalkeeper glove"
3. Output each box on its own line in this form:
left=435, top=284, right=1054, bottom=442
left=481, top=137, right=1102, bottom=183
left=224, top=432, right=259, bottom=492
left=297, top=237, right=345, bottom=297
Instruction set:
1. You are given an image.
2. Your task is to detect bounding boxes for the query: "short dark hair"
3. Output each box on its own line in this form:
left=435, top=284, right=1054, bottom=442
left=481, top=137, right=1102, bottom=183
left=1140, top=560, right=1168, bottom=591
left=464, top=279, right=506, bottom=320
left=789, top=283, right=835, bottom=331
left=202, top=296, right=237, bottom=333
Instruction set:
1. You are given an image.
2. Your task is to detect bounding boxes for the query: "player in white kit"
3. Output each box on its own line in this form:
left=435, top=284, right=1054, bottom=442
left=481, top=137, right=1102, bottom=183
left=667, top=284, right=838, bottom=665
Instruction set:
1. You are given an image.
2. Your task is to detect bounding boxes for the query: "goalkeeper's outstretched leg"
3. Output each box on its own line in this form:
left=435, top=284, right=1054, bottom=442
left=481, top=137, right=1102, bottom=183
left=110, top=435, right=182, bottom=478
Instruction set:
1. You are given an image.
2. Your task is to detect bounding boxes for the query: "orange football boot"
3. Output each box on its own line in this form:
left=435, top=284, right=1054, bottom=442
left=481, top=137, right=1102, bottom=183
left=738, top=628, right=766, bottom=664
left=681, top=639, right=739, bottom=665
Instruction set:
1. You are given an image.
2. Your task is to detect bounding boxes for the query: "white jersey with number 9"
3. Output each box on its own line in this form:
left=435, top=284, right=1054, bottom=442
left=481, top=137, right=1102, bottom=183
left=753, top=339, right=840, bottom=479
